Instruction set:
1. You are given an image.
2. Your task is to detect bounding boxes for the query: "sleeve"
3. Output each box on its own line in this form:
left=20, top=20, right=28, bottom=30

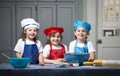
left=87, top=41, right=96, bottom=53
left=43, top=44, right=50, bottom=58
left=37, top=40, right=43, bottom=53
left=63, top=44, right=68, bottom=53
left=14, top=39, right=24, bottom=53
left=68, top=40, right=75, bottom=53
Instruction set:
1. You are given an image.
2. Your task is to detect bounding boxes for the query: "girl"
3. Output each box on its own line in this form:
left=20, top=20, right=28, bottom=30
left=69, top=20, right=95, bottom=61
left=14, top=18, right=44, bottom=65
left=43, top=26, right=68, bottom=64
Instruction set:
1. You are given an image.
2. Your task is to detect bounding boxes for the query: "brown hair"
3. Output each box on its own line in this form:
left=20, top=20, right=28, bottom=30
left=45, top=32, right=63, bottom=44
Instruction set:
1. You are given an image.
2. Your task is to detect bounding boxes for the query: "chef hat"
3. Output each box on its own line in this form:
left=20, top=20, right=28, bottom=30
left=73, top=20, right=91, bottom=32
left=43, top=26, right=64, bottom=36
left=21, top=18, right=40, bottom=29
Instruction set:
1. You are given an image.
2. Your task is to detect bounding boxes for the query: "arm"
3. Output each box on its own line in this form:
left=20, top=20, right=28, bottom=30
left=43, top=45, right=55, bottom=64
left=38, top=52, right=44, bottom=65
left=89, top=52, right=95, bottom=60
left=14, top=39, right=23, bottom=58
left=87, top=41, right=96, bottom=60
left=44, top=57, right=65, bottom=64
left=44, top=57, right=55, bottom=64
left=15, top=51, right=22, bottom=58
left=37, top=40, right=44, bottom=65
left=68, top=41, right=75, bottom=53
left=63, top=44, right=68, bottom=53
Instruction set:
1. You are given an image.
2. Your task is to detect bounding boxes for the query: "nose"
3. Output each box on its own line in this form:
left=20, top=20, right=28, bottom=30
left=54, top=37, right=58, bottom=39
left=31, top=31, right=34, bottom=33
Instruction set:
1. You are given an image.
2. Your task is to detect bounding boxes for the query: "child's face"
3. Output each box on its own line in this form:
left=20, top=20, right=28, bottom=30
left=24, top=27, right=38, bottom=40
left=74, top=27, right=88, bottom=41
left=49, top=32, right=61, bottom=46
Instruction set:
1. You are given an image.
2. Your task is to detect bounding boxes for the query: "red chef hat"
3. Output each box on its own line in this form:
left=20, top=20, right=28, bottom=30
left=43, top=26, right=64, bottom=36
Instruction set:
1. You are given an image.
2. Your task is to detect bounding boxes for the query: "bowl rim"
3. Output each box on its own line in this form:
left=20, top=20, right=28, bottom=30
left=8, top=57, right=30, bottom=60
left=64, top=53, right=89, bottom=55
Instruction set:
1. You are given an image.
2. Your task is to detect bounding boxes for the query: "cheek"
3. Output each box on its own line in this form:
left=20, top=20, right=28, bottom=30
left=58, top=38, right=61, bottom=41
left=84, top=32, right=88, bottom=36
left=50, top=38, right=53, bottom=41
left=35, top=32, right=37, bottom=35
left=74, top=32, right=80, bottom=37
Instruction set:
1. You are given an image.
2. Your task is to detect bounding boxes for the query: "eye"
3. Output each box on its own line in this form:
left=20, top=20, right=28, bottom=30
left=77, top=30, right=81, bottom=32
left=82, top=30, right=86, bottom=32
left=57, top=36, right=60, bottom=38
left=33, top=29, right=37, bottom=32
left=52, top=35, right=55, bottom=37
left=29, top=29, right=32, bottom=31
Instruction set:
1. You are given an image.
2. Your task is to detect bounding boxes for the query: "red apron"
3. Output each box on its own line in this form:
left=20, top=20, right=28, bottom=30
left=49, top=44, right=65, bottom=60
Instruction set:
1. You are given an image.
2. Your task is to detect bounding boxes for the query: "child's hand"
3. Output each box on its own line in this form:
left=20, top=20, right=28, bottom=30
left=39, top=62, right=44, bottom=66
left=88, top=58, right=95, bottom=62
left=56, top=58, right=66, bottom=62
left=53, top=58, right=66, bottom=64
left=39, top=59, right=44, bottom=66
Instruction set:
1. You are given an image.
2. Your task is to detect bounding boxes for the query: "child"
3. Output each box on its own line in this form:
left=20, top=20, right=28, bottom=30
left=69, top=20, right=95, bottom=61
left=43, top=26, right=68, bottom=64
left=14, top=18, right=44, bottom=65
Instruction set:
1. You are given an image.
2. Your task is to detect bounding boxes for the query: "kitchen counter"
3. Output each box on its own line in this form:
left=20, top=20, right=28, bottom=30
left=0, top=63, right=120, bottom=76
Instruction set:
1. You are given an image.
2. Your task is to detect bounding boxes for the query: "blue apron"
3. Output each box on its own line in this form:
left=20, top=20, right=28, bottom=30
left=22, top=41, right=39, bottom=64
left=74, top=40, right=88, bottom=54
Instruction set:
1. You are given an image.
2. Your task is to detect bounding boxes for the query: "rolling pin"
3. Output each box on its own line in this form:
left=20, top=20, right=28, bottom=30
left=83, top=60, right=120, bottom=66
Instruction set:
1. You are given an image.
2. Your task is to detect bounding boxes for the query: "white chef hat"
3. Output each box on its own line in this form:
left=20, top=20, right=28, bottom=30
left=21, top=18, right=40, bottom=29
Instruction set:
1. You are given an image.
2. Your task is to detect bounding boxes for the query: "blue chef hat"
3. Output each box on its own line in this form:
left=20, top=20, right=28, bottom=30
left=73, top=20, right=91, bottom=32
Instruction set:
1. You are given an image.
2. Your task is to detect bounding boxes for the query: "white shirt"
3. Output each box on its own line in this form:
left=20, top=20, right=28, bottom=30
left=43, top=44, right=68, bottom=58
left=69, top=40, right=95, bottom=53
left=14, top=39, right=43, bottom=55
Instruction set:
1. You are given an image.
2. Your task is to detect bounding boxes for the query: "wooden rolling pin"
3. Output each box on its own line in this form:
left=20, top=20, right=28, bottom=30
left=83, top=60, right=120, bottom=66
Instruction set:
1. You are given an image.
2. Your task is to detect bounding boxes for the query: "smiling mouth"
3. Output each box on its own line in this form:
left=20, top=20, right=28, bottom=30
left=53, top=41, right=58, bottom=42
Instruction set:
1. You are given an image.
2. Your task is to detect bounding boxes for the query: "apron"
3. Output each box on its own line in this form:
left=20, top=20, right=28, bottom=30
left=74, top=40, right=88, bottom=54
left=22, top=40, right=39, bottom=64
left=49, top=44, right=65, bottom=60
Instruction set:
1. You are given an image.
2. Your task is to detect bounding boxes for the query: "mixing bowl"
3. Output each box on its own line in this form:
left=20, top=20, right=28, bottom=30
left=9, top=57, right=30, bottom=68
left=64, top=53, right=89, bottom=65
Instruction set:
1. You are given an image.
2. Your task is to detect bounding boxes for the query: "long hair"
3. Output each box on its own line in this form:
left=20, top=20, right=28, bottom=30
left=20, top=29, right=39, bottom=42
left=45, top=32, right=63, bottom=44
